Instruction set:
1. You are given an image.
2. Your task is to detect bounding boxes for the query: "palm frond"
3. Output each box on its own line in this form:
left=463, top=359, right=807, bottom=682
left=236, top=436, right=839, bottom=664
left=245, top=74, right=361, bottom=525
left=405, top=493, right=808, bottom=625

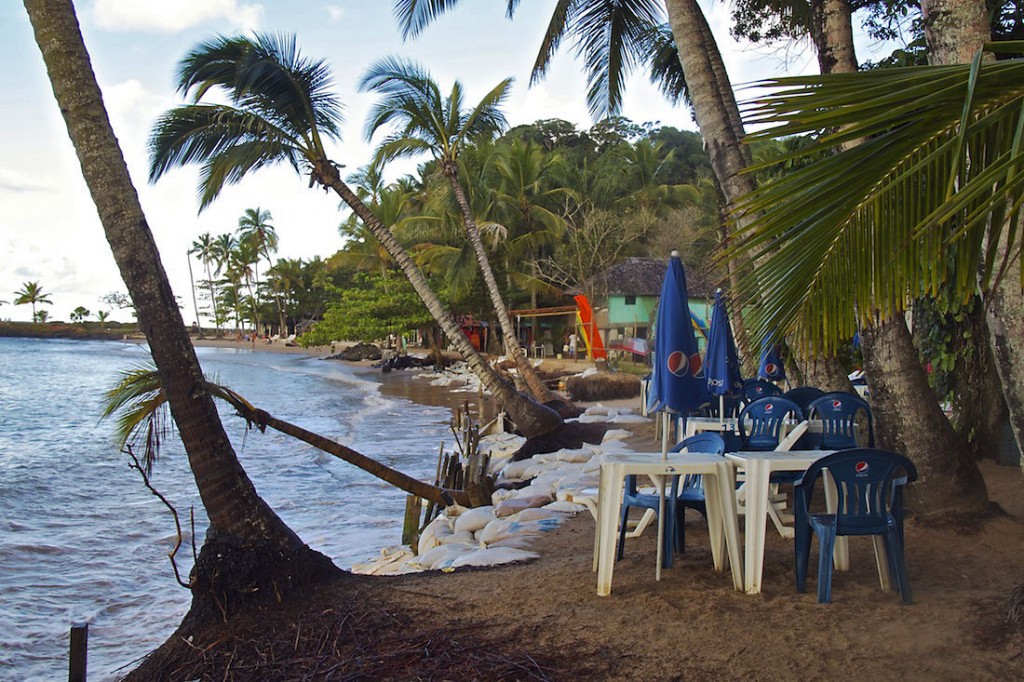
left=729, top=43, right=1024, bottom=352
left=102, top=366, right=170, bottom=475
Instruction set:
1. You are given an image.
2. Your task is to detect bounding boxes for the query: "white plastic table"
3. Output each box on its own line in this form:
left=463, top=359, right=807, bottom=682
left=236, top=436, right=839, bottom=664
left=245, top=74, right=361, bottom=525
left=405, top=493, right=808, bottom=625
left=682, top=416, right=738, bottom=440
left=593, top=451, right=743, bottom=596
left=725, top=450, right=847, bottom=594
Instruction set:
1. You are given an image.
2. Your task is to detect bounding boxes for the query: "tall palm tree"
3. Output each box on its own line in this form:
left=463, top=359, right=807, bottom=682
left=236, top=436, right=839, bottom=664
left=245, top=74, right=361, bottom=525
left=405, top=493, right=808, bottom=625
left=189, top=232, right=222, bottom=333
left=148, top=34, right=560, bottom=437
left=23, top=0, right=334, bottom=623
left=237, top=206, right=288, bottom=336
left=13, top=280, right=52, bottom=321
left=360, top=58, right=564, bottom=405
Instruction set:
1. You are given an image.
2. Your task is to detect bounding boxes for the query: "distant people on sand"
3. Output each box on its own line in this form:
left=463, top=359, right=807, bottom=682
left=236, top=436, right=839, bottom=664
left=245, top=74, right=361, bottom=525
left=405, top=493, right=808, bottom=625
left=569, top=332, right=578, bottom=359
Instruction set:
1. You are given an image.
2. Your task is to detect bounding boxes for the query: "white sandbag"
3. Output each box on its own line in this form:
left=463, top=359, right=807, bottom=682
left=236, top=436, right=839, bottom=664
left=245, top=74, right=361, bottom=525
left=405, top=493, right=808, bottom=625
left=484, top=536, right=537, bottom=550
left=504, top=507, right=565, bottom=523
left=501, top=458, right=538, bottom=481
left=443, top=530, right=476, bottom=545
left=477, top=517, right=561, bottom=545
left=555, top=448, right=593, bottom=463
left=451, top=546, right=539, bottom=568
left=413, top=543, right=474, bottom=571
left=553, top=472, right=600, bottom=494
left=611, top=414, right=650, bottom=424
left=351, top=546, right=416, bottom=575
left=490, top=488, right=518, bottom=505
left=545, top=499, right=588, bottom=514
left=452, top=505, right=495, bottom=533
left=417, top=516, right=453, bottom=555
left=602, top=429, right=632, bottom=442
left=478, top=433, right=526, bottom=457
left=584, top=404, right=610, bottom=415
left=577, top=413, right=609, bottom=423
left=494, top=495, right=552, bottom=517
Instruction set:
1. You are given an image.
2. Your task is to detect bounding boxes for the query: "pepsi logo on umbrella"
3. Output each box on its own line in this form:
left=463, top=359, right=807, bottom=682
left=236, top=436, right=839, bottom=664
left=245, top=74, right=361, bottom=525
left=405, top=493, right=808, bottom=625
left=667, top=350, right=703, bottom=378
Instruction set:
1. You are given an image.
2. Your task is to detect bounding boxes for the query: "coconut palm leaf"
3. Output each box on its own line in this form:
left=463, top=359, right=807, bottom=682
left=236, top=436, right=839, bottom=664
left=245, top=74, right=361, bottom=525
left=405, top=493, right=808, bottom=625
left=727, top=41, right=1024, bottom=353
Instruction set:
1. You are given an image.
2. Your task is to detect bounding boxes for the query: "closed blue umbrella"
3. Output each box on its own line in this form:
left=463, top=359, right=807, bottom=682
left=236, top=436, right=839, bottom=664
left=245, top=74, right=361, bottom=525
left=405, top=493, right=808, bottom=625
left=758, top=335, right=787, bottom=382
left=647, top=252, right=709, bottom=425
left=645, top=251, right=707, bottom=578
left=705, top=289, right=743, bottom=422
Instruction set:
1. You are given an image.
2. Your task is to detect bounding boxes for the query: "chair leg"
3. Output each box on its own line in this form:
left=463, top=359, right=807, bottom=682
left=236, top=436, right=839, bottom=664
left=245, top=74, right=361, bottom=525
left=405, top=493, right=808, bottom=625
left=662, top=500, right=674, bottom=569
left=816, top=529, right=837, bottom=604
left=794, top=524, right=812, bottom=593
left=617, top=503, right=630, bottom=561
left=886, top=529, right=912, bottom=604
left=674, top=503, right=687, bottom=554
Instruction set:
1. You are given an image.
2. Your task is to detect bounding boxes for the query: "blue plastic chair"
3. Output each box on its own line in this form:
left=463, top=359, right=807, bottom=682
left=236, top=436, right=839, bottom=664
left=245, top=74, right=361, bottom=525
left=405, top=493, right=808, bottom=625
left=807, top=391, right=875, bottom=449
left=617, top=433, right=727, bottom=568
left=737, top=396, right=805, bottom=451
left=793, top=448, right=918, bottom=604
left=741, top=379, right=782, bottom=403
left=782, top=386, right=825, bottom=415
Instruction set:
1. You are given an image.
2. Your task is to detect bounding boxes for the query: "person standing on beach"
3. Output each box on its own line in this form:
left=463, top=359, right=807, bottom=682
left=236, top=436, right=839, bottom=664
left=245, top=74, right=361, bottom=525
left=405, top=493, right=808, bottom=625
left=568, top=332, right=578, bottom=360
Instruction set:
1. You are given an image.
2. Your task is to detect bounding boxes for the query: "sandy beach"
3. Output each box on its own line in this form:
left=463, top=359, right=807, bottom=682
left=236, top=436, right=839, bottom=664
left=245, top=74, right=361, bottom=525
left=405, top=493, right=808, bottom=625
left=154, top=336, right=1024, bottom=679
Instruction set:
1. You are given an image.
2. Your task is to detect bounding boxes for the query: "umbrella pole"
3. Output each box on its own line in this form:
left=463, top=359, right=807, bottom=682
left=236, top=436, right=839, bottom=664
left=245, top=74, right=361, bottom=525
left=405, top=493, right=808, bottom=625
left=656, top=411, right=671, bottom=581
left=719, top=395, right=725, bottom=425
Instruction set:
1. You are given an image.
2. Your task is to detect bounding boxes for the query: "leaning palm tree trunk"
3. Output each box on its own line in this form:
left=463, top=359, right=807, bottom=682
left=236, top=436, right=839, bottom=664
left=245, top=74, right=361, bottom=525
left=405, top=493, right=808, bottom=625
left=443, top=167, right=566, bottom=406
left=312, top=159, right=562, bottom=438
left=24, top=0, right=333, bottom=620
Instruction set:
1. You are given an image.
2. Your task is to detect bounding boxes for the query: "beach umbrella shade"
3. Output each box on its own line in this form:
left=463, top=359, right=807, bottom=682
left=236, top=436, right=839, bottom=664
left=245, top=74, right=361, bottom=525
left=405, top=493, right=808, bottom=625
left=608, top=337, right=649, bottom=356
left=758, top=335, right=787, bottom=382
left=705, top=289, right=743, bottom=422
left=645, top=251, right=708, bottom=578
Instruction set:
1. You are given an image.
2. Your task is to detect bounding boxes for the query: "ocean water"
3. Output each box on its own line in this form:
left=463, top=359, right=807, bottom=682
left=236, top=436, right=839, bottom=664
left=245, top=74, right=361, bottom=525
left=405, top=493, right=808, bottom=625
left=0, top=338, right=454, bottom=680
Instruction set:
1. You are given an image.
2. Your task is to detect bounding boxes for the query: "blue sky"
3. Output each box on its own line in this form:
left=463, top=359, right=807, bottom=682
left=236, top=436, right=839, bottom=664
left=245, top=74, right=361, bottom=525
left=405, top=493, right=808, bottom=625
left=0, top=1, right=896, bottom=323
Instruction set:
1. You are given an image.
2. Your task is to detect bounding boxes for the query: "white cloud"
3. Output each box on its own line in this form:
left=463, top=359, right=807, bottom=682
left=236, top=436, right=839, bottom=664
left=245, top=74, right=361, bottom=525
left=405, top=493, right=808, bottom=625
left=93, top=0, right=263, bottom=33
left=0, top=168, right=51, bottom=193
left=327, top=6, right=345, bottom=22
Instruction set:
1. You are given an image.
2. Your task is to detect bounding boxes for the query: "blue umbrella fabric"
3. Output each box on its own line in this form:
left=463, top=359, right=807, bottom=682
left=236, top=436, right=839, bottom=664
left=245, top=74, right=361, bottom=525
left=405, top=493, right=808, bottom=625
left=705, top=289, right=743, bottom=399
left=758, top=336, right=787, bottom=381
left=647, top=252, right=709, bottom=417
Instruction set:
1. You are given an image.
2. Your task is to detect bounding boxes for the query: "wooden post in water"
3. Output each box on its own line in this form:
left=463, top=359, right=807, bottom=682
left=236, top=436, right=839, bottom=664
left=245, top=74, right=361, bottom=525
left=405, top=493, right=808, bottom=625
left=69, top=622, right=87, bottom=682
left=402, top=495, right=423, bottom=548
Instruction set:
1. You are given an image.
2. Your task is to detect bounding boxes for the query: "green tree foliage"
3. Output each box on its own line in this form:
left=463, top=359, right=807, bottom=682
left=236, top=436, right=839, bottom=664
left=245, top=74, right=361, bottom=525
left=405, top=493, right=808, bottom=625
left=301, top=274, right=434, bottom=346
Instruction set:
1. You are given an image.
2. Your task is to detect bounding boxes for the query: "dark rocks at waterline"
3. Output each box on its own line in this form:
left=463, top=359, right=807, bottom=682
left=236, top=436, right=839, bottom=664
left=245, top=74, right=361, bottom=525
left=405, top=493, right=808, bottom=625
left=327, top=343, right=383, bottom=362
left=378, top=353, right=436, bottom=373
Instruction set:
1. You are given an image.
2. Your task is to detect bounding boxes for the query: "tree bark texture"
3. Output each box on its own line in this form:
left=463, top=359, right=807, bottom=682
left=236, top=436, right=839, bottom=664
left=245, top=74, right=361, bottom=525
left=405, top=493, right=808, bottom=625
left=24, top=0, right=308, bottom=551
left=952, top=302, right=1011, bottom=461
left=813, top=0, right=859, bottom=74
left=985, top=235, right=1024, bottom=471
left=315, top=160, right=562, bottom=438
left=921, top=0, right=993, bottom=65
left=860, top=316, right=989, bottom=515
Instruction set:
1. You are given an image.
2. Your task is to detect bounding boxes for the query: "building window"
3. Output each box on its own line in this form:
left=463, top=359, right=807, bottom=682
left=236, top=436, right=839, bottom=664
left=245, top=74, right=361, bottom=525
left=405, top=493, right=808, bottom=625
left=624, top=295, right=636, bottom=305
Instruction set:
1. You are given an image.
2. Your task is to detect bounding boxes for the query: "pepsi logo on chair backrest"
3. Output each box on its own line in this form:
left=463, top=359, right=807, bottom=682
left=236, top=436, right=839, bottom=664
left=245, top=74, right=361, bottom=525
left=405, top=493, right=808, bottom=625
left=832, top=399, right=843, bottom=410
left=764, top=403, right=774, bottom=413
left=667, top=350, right=703, bottom=378
left=855, top=461, right=869, bottom=476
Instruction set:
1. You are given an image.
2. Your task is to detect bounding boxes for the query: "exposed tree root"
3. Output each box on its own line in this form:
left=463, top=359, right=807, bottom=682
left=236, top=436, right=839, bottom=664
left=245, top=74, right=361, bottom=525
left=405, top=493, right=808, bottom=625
left=512, top=422, right=611, bottom=462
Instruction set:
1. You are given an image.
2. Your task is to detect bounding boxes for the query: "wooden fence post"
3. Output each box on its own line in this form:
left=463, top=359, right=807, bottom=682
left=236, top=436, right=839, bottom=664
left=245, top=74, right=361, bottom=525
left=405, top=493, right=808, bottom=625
left=69, top=622, right=87, bottom=682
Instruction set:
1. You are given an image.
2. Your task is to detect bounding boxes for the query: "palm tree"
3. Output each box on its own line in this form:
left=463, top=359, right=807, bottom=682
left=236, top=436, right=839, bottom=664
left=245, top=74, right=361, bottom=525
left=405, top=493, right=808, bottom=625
left=189, top=232, right=223, bottom=334
left=71, top=306, right=90, bottom=323
left=23, top=0, right=334, bottom=625
left=148, top=34, right=560, bottom=437
left=237, top=207, right=287, bottom=336
left=13, top=280, right=52, bottom=321
left=360, top=58, right=564, bottom=406
left=96, top=309, right=110, bottom=329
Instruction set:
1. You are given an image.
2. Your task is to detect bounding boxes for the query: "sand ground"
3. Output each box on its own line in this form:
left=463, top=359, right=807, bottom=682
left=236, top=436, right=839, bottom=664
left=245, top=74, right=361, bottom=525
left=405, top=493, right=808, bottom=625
left=186, top=337, right=1024, bottom=679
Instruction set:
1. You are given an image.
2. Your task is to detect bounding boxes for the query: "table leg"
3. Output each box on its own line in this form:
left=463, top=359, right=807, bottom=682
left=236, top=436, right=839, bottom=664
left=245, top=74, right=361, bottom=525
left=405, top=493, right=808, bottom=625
left=744, top=461, right=770, bottom=594
left=596, top=465, right=625, bottom=596
left=704, top=469, right=724, bottom=572
left=872, top=536, right=893, bottom=591
left=714, top=461, right=744, bottom=591
left=593, top=462, right=607, bottom=573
